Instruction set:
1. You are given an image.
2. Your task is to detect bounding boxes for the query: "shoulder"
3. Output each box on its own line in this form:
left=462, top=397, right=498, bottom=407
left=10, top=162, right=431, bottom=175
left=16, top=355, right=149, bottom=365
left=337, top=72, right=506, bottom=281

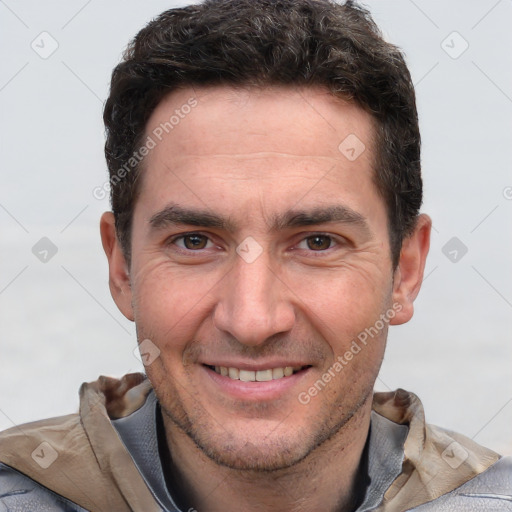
left=412, top=456, right=512, bottom=511
left=0, top=375, right=160, bottom=512
left=372, top=389, right=511, bottom=510
left=0, top=462, right=88, bottom=511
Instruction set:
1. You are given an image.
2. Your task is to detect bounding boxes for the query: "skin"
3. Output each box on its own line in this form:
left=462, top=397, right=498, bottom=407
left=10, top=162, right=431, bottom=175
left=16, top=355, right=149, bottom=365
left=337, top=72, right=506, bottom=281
left=101, top=85, right=431, bottom=511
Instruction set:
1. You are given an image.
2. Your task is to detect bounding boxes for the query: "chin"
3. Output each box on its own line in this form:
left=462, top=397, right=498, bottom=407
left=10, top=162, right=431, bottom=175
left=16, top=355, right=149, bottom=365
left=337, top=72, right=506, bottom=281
left=162, top=399, right=361, bottom=473
left=188, top=426, right=316, bottom=472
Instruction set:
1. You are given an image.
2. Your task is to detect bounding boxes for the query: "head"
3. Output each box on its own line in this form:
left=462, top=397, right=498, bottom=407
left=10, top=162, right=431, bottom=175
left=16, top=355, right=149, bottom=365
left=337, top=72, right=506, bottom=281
left=101, top=0, right=430, bottom=472
left=104, top=0, right=423, bottom=270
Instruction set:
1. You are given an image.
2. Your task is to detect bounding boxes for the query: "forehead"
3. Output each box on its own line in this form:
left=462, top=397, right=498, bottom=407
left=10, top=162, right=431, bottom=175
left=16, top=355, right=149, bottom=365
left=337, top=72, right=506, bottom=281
left=135, top=85, right=382, bottom=225
left=144, top=84, right=375, bottom=160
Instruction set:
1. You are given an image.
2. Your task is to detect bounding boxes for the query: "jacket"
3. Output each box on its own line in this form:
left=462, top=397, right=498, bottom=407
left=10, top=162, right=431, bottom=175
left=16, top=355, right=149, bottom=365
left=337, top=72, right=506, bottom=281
left=0, top=373, right=510, bottom=511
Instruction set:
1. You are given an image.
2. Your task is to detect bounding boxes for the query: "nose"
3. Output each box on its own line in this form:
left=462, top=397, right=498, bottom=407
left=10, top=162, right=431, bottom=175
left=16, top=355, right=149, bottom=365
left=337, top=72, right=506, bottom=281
left=213, top=251, right=296, bottom=347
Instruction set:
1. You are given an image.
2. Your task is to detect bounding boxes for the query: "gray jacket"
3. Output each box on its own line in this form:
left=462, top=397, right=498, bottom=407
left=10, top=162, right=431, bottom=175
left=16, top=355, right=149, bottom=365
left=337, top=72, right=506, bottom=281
left=0, top=375, right=511, bottom=511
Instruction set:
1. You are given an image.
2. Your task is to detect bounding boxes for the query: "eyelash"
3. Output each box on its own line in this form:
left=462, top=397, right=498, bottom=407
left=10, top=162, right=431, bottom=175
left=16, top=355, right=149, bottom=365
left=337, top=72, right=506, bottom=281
left=167, top=232, right=345, bottom=255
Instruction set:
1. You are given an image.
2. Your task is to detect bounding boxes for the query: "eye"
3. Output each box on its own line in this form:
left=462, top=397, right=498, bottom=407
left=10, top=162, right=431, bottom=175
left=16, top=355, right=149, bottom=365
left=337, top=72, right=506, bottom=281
left=297, top=234, right=337, bottom=251
left=173, top=234, right=213, bottom=250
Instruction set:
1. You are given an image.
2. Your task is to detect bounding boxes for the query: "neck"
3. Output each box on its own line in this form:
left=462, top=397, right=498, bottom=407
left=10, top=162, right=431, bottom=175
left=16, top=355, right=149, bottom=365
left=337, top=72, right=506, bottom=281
left=162, top=398, right=373, bottom=512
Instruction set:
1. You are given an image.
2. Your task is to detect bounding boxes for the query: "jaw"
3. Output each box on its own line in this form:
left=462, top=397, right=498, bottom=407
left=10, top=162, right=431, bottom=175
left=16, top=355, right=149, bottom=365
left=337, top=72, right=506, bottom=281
left=149, top=354, right=376, bottom=472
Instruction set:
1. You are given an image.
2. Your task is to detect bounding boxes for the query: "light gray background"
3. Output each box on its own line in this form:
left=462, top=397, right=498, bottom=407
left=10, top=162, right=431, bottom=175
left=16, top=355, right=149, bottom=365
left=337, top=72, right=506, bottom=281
left=1, top=0, right=511, bottom=455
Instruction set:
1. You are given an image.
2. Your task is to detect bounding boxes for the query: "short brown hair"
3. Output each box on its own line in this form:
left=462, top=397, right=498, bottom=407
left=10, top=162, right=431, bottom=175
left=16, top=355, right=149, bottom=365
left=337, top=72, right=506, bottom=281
left=103, top=0, right=422, bottom=268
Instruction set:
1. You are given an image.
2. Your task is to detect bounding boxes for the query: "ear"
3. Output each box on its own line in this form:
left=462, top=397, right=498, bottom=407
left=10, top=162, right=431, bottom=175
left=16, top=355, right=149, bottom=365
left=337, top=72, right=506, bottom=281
left=390, top=214, right=431, bottom=325
left=100, top=212, right=134, bottom=321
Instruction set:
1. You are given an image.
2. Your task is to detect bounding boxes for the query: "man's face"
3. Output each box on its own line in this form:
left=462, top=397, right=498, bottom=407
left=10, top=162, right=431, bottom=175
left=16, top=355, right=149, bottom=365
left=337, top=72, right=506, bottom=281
left=125, top=85, right=399, bottom=470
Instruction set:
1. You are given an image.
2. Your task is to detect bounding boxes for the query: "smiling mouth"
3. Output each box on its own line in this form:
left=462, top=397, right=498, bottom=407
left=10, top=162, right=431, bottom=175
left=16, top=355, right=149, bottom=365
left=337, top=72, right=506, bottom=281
left=205, top=365, right=310, bottom=382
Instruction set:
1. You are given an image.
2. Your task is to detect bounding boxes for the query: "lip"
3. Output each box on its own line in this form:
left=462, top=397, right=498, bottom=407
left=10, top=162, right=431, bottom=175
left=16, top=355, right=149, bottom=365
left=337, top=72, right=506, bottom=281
left=201, top=364, right=312, bottom=402
left=200, top=360, right=310, bottom=371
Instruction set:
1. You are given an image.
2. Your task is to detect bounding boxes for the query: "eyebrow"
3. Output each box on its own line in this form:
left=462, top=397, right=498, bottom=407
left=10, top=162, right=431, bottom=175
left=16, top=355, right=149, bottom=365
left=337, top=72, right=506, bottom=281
left=149, top=203, right=372, bottom=236
left=272, top=205, right=370, bottom=235
left=149, top=204, right=236, bottom=231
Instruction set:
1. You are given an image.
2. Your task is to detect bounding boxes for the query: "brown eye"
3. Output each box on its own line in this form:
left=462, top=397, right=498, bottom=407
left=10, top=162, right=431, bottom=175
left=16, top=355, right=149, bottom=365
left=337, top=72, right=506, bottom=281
left=306, top=235, right=332, bottom=251
left=182, top=234, right=209, bottom=250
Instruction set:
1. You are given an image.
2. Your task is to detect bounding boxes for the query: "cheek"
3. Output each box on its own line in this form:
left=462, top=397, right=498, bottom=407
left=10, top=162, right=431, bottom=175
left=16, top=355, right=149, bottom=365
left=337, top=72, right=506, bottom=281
left=284, top=268, right=392, bottom=371
left=130, top=258, right=222, bottom=351
left=287, top=265, right=389, bottom=323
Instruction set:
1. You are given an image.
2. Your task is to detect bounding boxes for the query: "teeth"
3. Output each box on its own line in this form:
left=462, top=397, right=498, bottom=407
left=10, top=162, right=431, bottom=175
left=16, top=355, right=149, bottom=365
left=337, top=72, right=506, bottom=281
left=272, top=367, right=284, bottom=379
left=256, top=369, right=272, bottom=382
left=239, top=370, right=255, bottom=382
left=211, top=365, right=306, bottom=381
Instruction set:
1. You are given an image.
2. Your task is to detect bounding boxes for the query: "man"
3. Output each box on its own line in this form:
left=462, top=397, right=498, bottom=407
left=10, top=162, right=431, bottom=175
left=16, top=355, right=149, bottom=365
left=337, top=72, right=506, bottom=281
left=0, top=0, right=510, bottom=510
